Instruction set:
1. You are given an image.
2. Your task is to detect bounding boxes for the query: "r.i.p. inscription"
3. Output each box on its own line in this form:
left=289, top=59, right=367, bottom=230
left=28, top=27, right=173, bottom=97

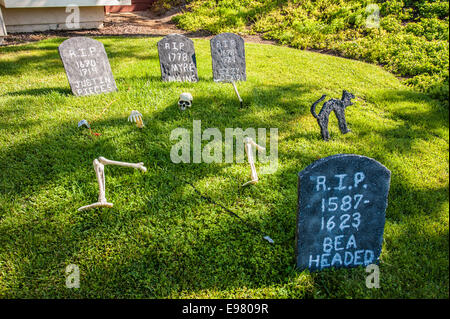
left=58, top=37, right=117, bottom=96
left=210, top=33, right=246, bottom=82
left=296, top=154, right=391, bottom=271
left=157, top=34, right=198, bottom=82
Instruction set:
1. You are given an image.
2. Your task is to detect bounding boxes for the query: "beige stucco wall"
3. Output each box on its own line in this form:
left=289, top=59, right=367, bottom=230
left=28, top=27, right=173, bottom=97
left=2, top=6, right=105, bottom=33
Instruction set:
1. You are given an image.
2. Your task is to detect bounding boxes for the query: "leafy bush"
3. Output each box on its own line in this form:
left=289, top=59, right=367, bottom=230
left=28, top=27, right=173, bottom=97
left=173, top=0, right=449, bottom=105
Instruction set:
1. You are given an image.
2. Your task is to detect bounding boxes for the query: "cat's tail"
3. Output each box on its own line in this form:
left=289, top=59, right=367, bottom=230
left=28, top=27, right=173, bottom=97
left=311, top=95, right=326, bottom=119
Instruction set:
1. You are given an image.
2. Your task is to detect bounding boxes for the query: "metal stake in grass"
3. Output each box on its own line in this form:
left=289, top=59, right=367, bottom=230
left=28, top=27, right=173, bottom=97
left=78, top=157, right=147, bottom=211
left=231, top=81, right=243, bottom=107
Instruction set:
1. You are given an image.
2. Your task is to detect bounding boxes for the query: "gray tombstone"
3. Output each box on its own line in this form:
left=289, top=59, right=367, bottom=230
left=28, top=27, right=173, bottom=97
left=157, top=34, right=198, bottom=82
left=210, top=33, right=246, bottom=82
left=58, top=37, right=117, bottom=96
left=296, top=154, right=391, bottom=272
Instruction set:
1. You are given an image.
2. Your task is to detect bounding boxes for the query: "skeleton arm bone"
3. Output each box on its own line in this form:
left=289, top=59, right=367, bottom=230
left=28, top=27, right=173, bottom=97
left=78, top=159, right=113, bottom=211
left=98, top=157, right=147, bottom=172
left=78, top=157, right=147, bottom=211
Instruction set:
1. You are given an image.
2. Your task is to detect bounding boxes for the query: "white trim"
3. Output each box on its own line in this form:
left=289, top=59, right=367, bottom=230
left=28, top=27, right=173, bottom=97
left=0, top=6, right=6, bottom=37
left=0, top=0, right=131, bottom=8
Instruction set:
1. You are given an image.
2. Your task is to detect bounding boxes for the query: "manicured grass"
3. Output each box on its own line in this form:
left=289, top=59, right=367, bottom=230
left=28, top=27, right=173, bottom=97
left=0, top=37, right=448, bottom=298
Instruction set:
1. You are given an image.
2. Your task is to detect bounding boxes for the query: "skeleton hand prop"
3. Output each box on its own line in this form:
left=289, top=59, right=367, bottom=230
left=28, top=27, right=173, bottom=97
left=78, top=157, right=147, bottom=211
left=128, top=110, right=144, bottom=128
left=242, top=137, right=265, bottom=187
left=78, top=119, right=101, bottom=136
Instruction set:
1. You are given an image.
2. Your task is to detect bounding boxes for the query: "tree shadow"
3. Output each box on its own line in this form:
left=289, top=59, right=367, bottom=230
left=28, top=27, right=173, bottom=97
left=0, top=43, right=448, bottom=297
left=3, top=87, right=71, bottom=97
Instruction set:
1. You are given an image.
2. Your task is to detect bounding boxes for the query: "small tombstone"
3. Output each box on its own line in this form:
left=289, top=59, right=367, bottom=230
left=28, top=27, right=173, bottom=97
left=58, top=37, right=117, bottom=96
left=157, top=34, right=198, bottom=82
left=296, top=154, right=391, bottom=271
left=210, top=33, right=246, bottom=82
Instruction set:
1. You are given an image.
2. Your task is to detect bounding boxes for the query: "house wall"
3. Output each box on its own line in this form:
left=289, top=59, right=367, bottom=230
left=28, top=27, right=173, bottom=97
left=0, top=0, right=131, bottom=33
left=1, top=6, right=105, bottom=33
left=106, top=0, right=156, bottom=13
left=0, top=1, right=131, bottom=8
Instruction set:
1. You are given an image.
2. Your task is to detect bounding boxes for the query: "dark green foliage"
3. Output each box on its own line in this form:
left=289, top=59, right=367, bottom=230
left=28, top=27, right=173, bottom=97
left=174, top=0, right=449, bottom=105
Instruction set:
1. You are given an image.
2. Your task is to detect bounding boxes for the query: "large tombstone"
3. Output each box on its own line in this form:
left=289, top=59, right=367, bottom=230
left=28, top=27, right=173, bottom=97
left=210, top=33, right=246, bottom=82
left=157, top=34, right=198, bottom=82
left=296, top=154, right=391, bottom=271
left=58, top=37, right=117, bottom=96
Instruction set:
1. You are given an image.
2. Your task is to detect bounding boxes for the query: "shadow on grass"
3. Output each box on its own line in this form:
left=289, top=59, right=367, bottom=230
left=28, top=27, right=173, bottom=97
left=0, top=80, right=448, bottom=298
left=0, top=36, right=160, bottom=78
left=3, top=87, right=72, bottom=97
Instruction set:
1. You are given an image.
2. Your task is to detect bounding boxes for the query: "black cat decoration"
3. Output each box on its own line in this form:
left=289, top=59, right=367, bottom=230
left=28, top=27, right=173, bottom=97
left=311, top=90, right=355, bottom=141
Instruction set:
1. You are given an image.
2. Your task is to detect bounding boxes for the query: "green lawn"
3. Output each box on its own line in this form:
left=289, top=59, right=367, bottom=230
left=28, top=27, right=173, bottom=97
left=0, top=37, right=448, bottom=298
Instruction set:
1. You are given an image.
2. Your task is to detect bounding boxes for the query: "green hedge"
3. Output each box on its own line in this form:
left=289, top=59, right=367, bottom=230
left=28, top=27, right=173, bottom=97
left=173, top=0, right=449, bottom=106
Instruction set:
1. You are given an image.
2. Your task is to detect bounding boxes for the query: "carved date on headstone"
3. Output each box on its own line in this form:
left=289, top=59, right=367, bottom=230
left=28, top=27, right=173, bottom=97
left=58, top=37, right=117, bottom=96
left=296, top=154, right=391, bottom=271
left=210, top=33, right=246, bottom=82
left=157, top=34, right=198, bottom=82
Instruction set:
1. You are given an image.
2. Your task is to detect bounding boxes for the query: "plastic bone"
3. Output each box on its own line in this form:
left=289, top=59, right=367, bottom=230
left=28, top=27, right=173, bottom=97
left=77, top=119, right=101, bottom=136
left=128, top=110, right=144, bottom=128
left=242, top=137, right=265, bottom=186
left=77, top=157, right=147, bottom=211
left=78, top=119, right=91, bottom=129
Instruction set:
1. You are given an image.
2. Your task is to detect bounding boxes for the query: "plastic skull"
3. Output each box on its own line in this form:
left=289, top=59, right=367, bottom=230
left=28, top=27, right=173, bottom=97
left=178, top=92, right=193, bottom=111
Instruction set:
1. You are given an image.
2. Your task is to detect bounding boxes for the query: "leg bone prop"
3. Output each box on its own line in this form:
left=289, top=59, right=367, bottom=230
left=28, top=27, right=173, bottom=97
left=242, top=137, right=265, bottom=186
left=78, top=157, right=147, bottom=211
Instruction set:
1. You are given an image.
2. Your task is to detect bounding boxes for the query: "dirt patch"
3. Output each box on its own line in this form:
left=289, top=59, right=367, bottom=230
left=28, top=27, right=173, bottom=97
left=1, top=7, right=275, bottom=47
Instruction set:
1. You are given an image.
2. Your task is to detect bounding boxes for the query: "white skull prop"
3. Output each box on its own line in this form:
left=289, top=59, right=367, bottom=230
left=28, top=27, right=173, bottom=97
left=178, top=92, right=193, bottom=111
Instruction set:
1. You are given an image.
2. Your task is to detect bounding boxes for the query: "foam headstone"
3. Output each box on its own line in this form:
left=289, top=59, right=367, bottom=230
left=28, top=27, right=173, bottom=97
left=157, top=34, right=198, bottom=82
left=210, top=33, right=246, bottom=82
left=296, top=154, right=391, bottom=271
left=58, top=37, right=117, bottom=96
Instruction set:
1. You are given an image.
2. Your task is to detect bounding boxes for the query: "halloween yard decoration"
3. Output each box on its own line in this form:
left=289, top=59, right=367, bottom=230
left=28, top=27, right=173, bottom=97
left=242, top=137, right=265, bottom=186
left=295, top=154, right=391, bottom=271
left=231, top=82, right=243, bottom=107
left=77, top=119, right=101, bottom=136
left=210, top=33, right=246, bottom=107
left=178, top=92, right=193, bottom=111
left=157, top=34, right=199, bottom=82
left=128, top=110, right=144, bottom=128
left=78, top=157, right=147, bottom=211
left=311, top=90, right=355, bottom=141
left=58, top=37, right=118, bottom=97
